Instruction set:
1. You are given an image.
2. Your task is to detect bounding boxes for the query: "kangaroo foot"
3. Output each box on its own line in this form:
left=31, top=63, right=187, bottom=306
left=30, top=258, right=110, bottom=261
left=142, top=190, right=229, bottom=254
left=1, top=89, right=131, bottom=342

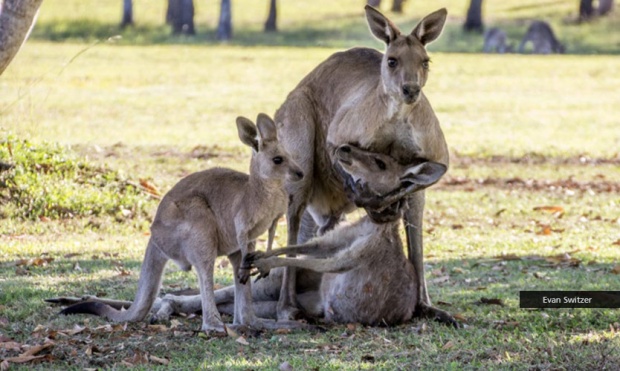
left=276, top=305, right=302, bottom=322
left=416, top=302, right=459, bottom=328
left=201, top=321, right=227, bottom=334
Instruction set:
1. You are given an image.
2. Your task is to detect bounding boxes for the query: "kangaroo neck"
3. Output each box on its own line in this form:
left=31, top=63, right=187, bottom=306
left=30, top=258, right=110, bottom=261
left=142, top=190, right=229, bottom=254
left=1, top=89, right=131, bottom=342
left=378, top=84, right=414, bottom=121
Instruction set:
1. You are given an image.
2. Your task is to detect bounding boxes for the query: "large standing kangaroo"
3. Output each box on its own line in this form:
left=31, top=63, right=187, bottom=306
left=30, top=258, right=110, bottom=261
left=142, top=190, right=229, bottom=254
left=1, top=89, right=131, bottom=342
left=274, top=6, right=452, bottom=324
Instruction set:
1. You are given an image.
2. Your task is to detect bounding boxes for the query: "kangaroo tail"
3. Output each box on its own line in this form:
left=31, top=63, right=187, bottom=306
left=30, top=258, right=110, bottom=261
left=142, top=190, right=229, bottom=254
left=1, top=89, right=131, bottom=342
left=60, top=239, right=167, bottom=323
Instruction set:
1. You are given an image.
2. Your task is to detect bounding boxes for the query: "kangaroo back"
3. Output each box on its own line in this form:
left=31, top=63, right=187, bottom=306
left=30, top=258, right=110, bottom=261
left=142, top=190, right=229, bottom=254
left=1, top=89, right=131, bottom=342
left=519, top=21, right=565, bottom=54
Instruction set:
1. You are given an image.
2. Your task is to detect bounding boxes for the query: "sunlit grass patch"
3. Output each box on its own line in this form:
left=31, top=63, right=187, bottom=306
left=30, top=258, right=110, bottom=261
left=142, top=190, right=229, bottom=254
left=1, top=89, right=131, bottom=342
left=0, top=136, right=156, bottom=222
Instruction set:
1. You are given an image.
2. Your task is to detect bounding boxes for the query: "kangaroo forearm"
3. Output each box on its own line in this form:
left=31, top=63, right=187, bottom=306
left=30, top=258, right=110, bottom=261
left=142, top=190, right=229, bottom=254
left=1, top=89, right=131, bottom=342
left=265, top=256, right=355, bottom=274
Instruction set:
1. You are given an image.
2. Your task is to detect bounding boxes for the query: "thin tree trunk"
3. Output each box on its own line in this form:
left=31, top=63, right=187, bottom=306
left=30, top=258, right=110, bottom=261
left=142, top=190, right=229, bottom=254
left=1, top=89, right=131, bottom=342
left=264, top=0, right=277, bottom=32
left=121, top=0, right=133, bottom=28
left=579, top=0, right=595, bottom=20
left=217, top=0, right=232, bottom=41
left=463, top=0, right=484, bottom=33
left=367, top=0, right=381, bottom=8
left=0, top=0, right=44, bottom=76
left=598, top=0, right=614, bottom=15
left=391, top=0, right=405, bottom=13
left=167, top=0, right=195, bottom=35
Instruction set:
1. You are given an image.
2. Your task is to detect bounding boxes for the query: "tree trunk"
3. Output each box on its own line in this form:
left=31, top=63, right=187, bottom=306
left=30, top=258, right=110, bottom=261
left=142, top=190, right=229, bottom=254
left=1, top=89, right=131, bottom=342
left=167, top=0, right=195, bottom=35
left=264, top=0, right=277, bottom=32
left=121, top=0, right=133, bottom=28
left=0, top=0, right=44, bottom=76
left=391, top=0, right=405, bottom=13
left=367, top=0, right=381, bottom=8
left=579, top=0, right=595, bottom=20
left=598, top=0, right=614, bottom=15
left=463, top=0, right=484, bottom=33
left=217, top=0, right=232, bottom=41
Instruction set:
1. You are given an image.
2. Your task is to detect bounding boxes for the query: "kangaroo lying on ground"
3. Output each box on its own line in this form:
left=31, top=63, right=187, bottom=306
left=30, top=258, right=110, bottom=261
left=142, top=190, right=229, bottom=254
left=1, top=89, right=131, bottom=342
left=272, top=5, right=452, bottom=324
left=518, top=21, right=565, bottom=54
left=483, top=27, right=513, bottom=53
left=60, top=114, right=304, bottom=333
left=50, top=145, right=446, bottom=326
left=243, top=145, right=447, bottom=325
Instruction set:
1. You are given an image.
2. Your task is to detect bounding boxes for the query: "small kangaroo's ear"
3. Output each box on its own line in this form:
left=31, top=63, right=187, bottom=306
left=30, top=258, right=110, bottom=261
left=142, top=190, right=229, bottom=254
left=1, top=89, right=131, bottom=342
left=411, top=8, right=447, bottom=46
left=400, top=161, right=447, bottom=190
left=365, top=5, right=401, bottom=45
left=236, top=116, right=259, bottom=152
left=255, top=113, right=278, bottom=145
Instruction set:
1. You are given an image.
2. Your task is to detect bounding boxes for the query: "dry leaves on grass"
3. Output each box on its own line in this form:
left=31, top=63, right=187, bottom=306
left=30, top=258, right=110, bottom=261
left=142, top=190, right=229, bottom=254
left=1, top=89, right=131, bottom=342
left=479, top=297, right=505, bottom=306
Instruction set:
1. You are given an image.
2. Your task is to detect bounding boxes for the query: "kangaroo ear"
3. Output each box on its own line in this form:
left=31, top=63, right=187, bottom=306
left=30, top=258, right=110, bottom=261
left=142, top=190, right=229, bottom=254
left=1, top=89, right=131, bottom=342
left=255, top=113, right=278, bottom=146
left=411, top=8, right=447, bottom=46
left=236, top=116, right=259, bottom=152
left=400, top=161, right=447, bottom=190
left=365, top=5, right=401, bottom=45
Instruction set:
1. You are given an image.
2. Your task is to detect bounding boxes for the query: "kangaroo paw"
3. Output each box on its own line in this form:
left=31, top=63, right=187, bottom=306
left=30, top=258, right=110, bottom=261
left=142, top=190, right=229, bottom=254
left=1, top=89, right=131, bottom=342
left=416, top=302, right=459, bottom=328
left=277, top=305, right=302, bottom=322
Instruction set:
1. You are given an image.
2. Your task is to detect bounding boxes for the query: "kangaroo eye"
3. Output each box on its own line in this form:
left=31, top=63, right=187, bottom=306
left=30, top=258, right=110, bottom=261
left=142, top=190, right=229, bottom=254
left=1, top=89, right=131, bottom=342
left=272, top=156, right=283, bottom=165
left=375, top=158, right=387, bottom=170
left=387, top=58, right=398, bottom=68
left=422, top=60, right=430, bottom=69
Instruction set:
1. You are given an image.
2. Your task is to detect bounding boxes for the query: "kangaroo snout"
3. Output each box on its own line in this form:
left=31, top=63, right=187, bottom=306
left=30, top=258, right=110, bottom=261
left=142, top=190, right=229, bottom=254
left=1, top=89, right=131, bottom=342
left=288, top=166, right=304, bottom=181
left=402, top=84, right=421, bottom=104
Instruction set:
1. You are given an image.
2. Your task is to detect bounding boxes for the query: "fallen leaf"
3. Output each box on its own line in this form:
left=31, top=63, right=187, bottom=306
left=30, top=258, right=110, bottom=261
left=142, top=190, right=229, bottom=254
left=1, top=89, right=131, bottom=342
left=533, top=206, right=564, bottom=213
left=147, top=324, right=167, bottom=332
left=611, top=265, right=620, bottom=275
left=442, top=340, right=455, bottom=350
left=453, top=313, right=468, bottom=323
left=1, top=360, right=9, bottom=371
left=431, top=275, right=450, bottom=284
left=545, top=253, right=581, bottom=267
left=613, top=239, right=620, bottom=246
left=537, top=225, right=552, bottom=236
left=279, top=361, right=294, bottom=371
left=235, top=336, right=249, bottom=345
left=479, top=297, right=504, bottom=306
left=149, top=355, right=170, bottom=365
left=139, top=178, right=162, bottom=197
left=0, top=341, right=21, bottom=351
left=493, top=253, right=521, bottom=261
left=123, top=351, right=149, bottom=366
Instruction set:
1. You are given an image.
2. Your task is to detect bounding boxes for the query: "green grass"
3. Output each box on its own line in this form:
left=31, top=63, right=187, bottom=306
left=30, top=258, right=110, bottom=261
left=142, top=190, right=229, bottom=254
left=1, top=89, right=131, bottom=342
left=1, top=0, right=620, bottom=369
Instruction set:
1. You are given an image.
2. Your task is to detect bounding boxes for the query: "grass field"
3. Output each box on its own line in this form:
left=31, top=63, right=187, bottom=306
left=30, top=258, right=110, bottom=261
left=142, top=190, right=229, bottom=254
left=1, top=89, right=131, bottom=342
left=1, top=0, right=620, bottom=369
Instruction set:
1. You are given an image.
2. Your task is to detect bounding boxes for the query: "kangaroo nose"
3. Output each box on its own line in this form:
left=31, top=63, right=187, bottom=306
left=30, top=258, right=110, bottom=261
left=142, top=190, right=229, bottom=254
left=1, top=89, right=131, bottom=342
left=402, top=84, right=420, bottom=101
left=293, top=170, right=304, bottom=180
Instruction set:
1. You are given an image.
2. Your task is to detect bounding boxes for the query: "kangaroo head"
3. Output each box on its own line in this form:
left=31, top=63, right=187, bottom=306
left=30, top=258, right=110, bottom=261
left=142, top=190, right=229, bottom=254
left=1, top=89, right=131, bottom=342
left=365, top=6, right=447, bottom=105
left=336, top=144, right=446, bottom=196
left=236, top=113, right=304, bottom=184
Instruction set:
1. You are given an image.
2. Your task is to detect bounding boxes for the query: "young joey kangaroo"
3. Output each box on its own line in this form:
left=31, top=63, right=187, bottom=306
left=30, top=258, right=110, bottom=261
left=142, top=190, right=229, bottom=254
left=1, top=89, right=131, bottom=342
left=61, top=113, right=304, bottom=333
left=243, top=144, right=447, bottom=326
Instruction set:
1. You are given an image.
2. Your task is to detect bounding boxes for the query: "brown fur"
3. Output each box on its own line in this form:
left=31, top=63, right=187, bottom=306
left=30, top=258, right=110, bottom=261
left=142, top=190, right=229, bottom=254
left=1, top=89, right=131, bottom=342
left=60, top=114, right=305, bottom=333
left=243, top=145, right=446, bottom=325
left=273, top=6, right=451, bottom=322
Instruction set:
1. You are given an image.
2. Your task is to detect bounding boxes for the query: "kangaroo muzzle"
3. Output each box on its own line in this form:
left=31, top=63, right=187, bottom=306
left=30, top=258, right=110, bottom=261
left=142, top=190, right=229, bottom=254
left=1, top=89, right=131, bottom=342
left=402, top=83, right=421, bottom=104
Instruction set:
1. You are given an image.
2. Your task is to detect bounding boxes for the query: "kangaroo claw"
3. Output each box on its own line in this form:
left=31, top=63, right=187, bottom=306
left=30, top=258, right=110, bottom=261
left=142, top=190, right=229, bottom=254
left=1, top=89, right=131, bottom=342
left=416, top=302, right=460, bottom=328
